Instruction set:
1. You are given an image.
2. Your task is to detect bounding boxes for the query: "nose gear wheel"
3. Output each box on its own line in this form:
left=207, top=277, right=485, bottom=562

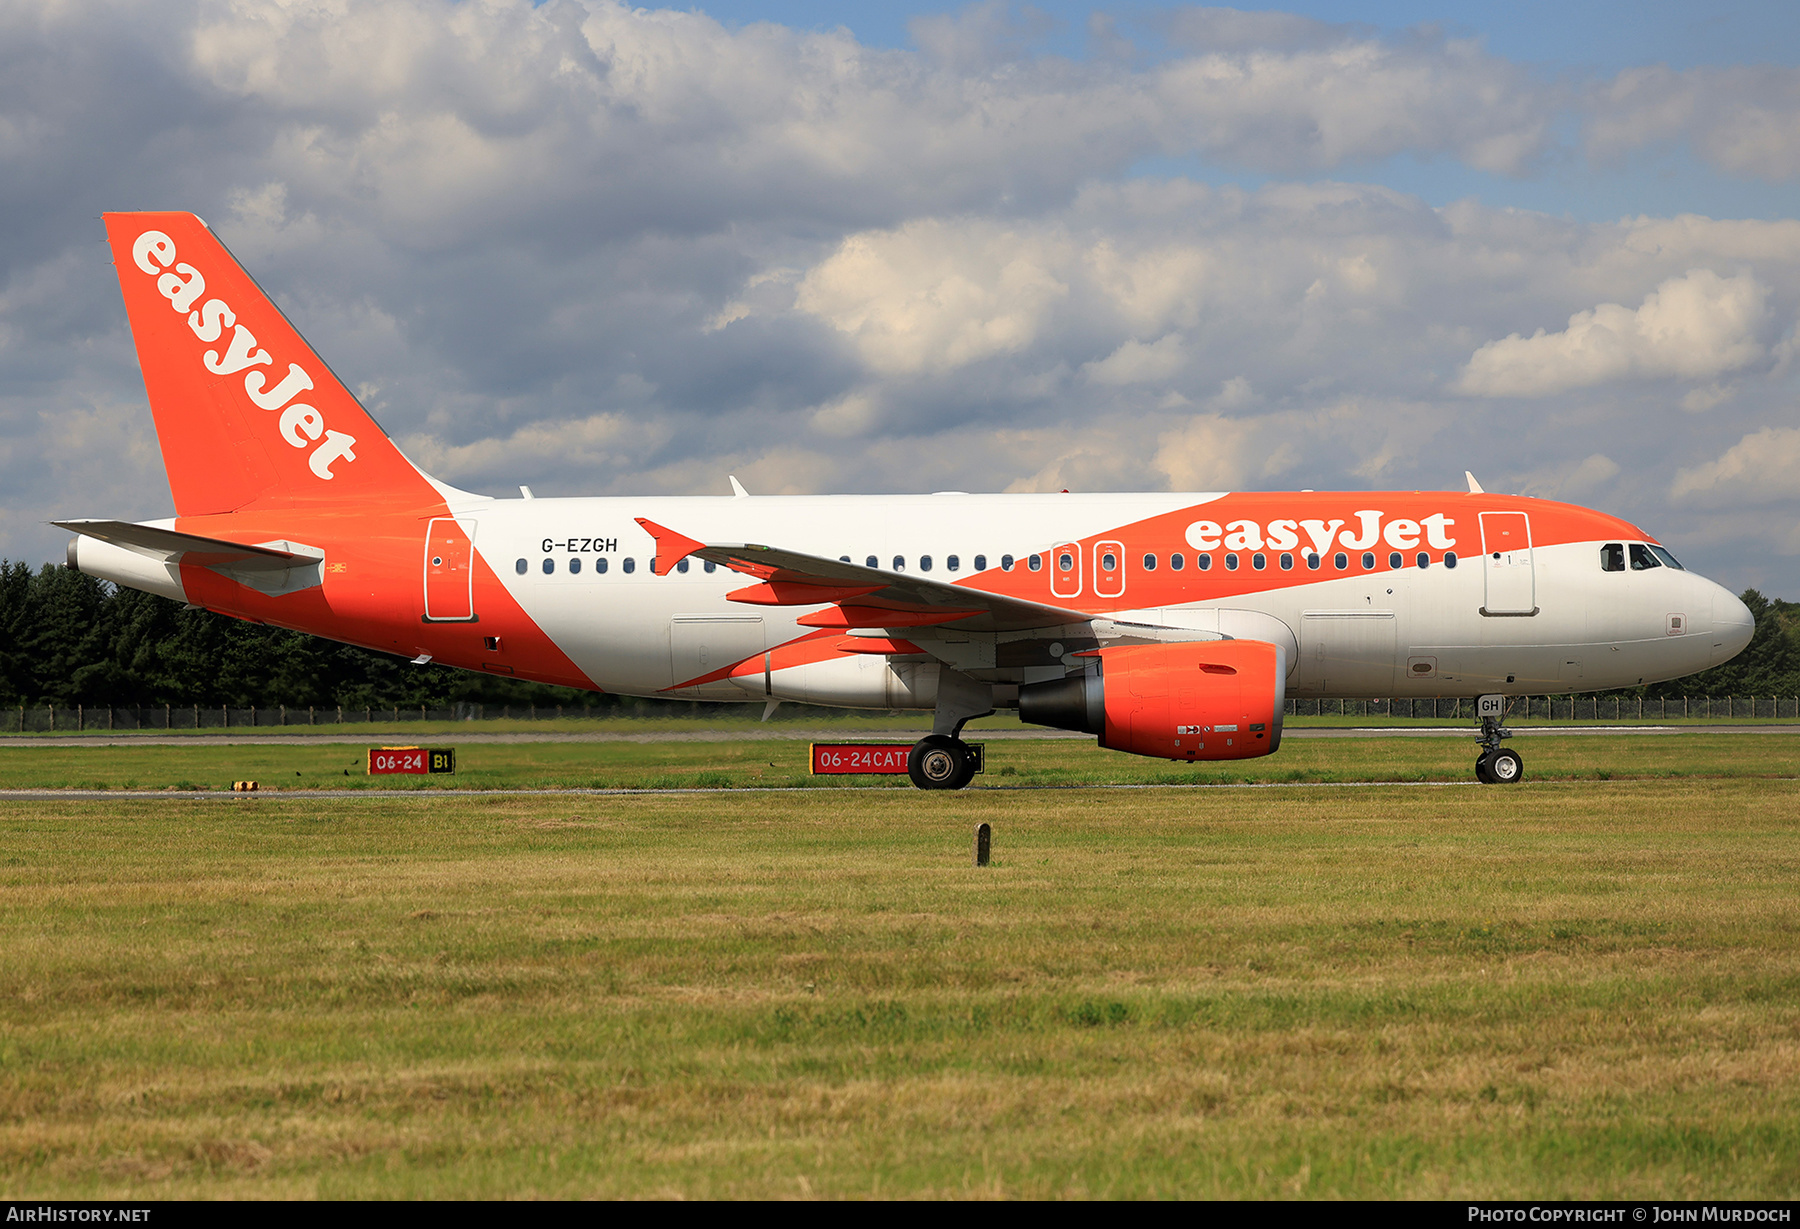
left=1474, top=705, right=1524, bottom=784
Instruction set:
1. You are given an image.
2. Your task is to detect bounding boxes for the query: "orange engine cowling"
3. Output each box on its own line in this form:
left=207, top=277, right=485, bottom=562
left=1017, top=639, right=1285, bottom=762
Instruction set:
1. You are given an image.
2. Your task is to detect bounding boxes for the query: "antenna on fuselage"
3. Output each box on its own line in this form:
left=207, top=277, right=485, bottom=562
left=729, top=475, right=750, bottom=498
left=1464, top=471, right=1485, bottom=494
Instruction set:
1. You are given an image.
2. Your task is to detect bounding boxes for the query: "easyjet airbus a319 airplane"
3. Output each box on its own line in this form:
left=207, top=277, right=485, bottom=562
left=62, top=213, right=1753, bottom=788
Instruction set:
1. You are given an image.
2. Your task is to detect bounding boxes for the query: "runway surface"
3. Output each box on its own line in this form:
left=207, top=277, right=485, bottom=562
left=2, top=725, right=1795, bottom=748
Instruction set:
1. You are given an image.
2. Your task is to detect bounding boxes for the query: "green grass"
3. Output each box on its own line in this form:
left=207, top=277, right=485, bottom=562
left=0, top=731, right=1795, bottom=792
left=0, top=763, right=1797, bottom=1197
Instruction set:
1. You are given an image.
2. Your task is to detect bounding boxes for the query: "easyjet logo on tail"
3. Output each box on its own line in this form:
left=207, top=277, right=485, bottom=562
left=130, top=230, right=357, bottom=480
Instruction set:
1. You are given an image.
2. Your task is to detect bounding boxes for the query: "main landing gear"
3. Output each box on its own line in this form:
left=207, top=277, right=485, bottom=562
left=1474, top=693, right=1523, bottom=784
left=908, top=734, right=979, bottom=790
left=908, top=669, right=994, bottom=791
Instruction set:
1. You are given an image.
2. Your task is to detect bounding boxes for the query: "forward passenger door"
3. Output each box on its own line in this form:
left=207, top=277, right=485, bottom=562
left=1479, top=512, right=1535, bottom=616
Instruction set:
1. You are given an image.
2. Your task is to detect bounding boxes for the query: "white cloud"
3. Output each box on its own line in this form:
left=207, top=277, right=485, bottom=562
left=1082, top=334, right=1185, bottom=386
left=401, top=410, right=665, bottom=483
left=1588, top=65, right=1800, bottom=182
left=794, top=220, right=1072, bottom=374
left=1562, top=453, right=1621, bottom=496
left=1209, top=376, right=1256, bottom=410
left=1147, top=37, right=1555, bottom=176
left=1455, top=270, right=1770, bottom=398
left=1517, top=453, right=1621, bottom=501
left=1151, top=413, right=1257, bottom=492
left=1671, top=426, right=1800, bottom=507
left=1680, top=383, right=1737, bottom=413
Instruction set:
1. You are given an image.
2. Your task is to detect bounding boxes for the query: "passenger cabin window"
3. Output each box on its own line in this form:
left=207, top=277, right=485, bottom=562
left=1361, top=551, right=1375, bottom=569
left=974, top=554, right=987, bottom=571
left=1170, top=554, right=1184, bottom=571
left=1444, top=552, right=1457, bottom=568
left=1252, top=553, right=1266, bottom=570
left=865, top=556, right=878, bottom=569
left=1279, top=553, right=1293, bottom=570
left=596, top=557, right=608, bottom=574
left=569, top=557, right=582, bottom=575
left=676, top=559, right=689, bottom=574
left=1028, top=554, right=1042, bottom=571
left=515, top=558, right=527, bottom=575
left=1101, top=551, right=1117, bottom=571
left=892, top=556, right=906, bottom=572
left=1057, top=552, right=1074, bottom=572
left=703, top=560, right=715, bottom=573
left=1225, top=554, right=1239, bottom=571
left=1416, top=552, right=1429, bottom=569
left=1000, top=554, right=1014, bottom=571
left=622, top=557, right=636, bottom=574
left=1650, top=545, right=1684, bottom=570
left=1306, top=553, right=1321, bottom=570
left=1630, top=543, right=1662, bottom=570
left=839, top=555, right=851, bottom=563
left=1334, top=552, right=1348, bottom=570
left=920, top=555, right=933, bottom=572
left=1601, top=543, right=1625, bottom=572
left=1389, top=552, right=1402, bottom=569
left=1197, top=554, right=1212, bottom=571
left=947, top=555, right=960, bottom=572
left=541, top=558, right=553, bottom=575
left=1142, top=553, right=1156, bottom=570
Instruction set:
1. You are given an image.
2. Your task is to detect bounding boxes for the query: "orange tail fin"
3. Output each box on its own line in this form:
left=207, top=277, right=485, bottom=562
left=103, top=211, right=440, bottom=516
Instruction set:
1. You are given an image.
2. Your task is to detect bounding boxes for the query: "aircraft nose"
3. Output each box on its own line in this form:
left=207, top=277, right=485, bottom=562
left=1709, top=586, right=1755, bottom=666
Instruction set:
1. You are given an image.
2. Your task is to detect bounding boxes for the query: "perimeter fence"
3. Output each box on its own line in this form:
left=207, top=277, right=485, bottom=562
left=8, top=702, right=573, bottom=732
left=4, top=695, right=1798, bottom=732
left=1282, top=696, right=1799, bottom=720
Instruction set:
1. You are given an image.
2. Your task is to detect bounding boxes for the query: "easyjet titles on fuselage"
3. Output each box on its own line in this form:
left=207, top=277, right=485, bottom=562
left=1184, top=510, right=1460, bottom=556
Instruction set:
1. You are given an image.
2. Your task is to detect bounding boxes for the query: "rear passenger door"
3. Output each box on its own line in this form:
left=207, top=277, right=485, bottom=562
left=423, top=518, right=478, bottom=622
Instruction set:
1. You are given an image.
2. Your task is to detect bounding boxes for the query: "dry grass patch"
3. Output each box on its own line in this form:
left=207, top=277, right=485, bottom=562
left=0, top=778, right=1794, bottom=1197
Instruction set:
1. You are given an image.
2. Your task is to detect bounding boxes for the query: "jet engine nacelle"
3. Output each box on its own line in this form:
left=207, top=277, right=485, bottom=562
left=1017, top=639, right=1285, bottom=761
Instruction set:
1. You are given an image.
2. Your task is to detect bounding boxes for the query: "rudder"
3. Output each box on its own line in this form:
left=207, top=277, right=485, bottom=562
left=103, top=211, right=439, bottom=516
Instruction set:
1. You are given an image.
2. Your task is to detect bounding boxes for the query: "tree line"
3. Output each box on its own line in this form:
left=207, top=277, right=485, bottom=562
left=2, top=560, right=1797, bottom=708
left=0, top=561, right=618, bottom=711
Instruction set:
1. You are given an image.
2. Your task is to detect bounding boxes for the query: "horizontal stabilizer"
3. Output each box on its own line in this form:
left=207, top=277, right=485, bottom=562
left=56, top=520, right=323, bottom=572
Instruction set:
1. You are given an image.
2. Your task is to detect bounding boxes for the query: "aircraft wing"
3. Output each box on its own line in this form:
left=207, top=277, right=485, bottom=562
left=636, top=518, right=1095, bottom=634
left=55, top=520, right=324, bottom=572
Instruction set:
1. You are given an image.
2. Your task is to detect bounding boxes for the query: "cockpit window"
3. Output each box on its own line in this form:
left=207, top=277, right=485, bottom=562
left=1649, top=545, right=1685, bottom=570
left=1629, top=543, right=1661, bottom=570
left=1601, top=543, right=1624, bottom=572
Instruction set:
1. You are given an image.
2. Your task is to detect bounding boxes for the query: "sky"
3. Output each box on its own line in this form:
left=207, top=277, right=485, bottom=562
left=1, top=0, right=1798, bottom=594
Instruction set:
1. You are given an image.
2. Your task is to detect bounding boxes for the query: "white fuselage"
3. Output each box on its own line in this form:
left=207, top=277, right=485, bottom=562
left=442, top=492, right=1751, bottom=707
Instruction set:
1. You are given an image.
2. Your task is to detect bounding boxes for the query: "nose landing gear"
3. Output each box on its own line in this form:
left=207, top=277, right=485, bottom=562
left=1474, top=694, right=1523, bottom=784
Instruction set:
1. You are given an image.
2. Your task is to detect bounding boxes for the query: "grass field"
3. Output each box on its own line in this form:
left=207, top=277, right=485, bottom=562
left=0, top=730, right=1795, bottom=792
left=0, top=740, right=1797, bottom=1198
